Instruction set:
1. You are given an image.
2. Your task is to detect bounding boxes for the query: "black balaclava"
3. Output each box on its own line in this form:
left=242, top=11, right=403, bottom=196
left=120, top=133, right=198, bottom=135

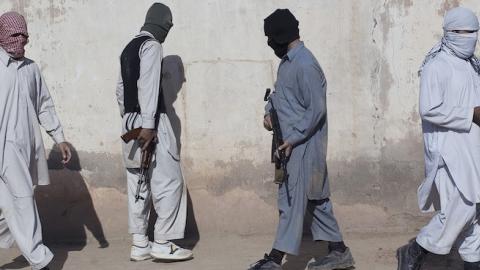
left=141, top=3, right=173, bottom=43
left=264, top=9, right=300, bottom=59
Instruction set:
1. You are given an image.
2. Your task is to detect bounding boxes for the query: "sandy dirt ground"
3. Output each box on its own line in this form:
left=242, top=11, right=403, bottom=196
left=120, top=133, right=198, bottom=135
left=0, top=232, right=463, bottom=270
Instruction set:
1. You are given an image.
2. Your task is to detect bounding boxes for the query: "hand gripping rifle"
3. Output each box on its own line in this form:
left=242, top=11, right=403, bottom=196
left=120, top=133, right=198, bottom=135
left=121, top=128, right=156, bottom=203
left=264, top=88, right=291, bottom=206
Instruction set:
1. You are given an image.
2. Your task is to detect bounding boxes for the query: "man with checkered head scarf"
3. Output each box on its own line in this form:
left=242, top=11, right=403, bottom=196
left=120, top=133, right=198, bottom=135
left=0, top=11, right=72, bottom=270
left=116, top=3, right=192, bottom=262
left=397, top=7, right=480, bottom=270
left=0, top=12, right=28, bottom=59
left=248, top=9, right=354, bottom=270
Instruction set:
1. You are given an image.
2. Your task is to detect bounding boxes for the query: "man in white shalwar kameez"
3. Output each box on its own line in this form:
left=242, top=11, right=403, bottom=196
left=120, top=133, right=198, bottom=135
left=116, top=3, right=192, bottom=262
left=0, top=12, right=71, bottom=270
left=397, top=7, right=480, bottom=270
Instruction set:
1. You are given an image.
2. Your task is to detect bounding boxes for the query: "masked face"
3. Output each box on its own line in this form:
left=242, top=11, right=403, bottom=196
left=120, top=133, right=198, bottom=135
left=444, top=31, right=478, bottom=59
left=264, top=9, right=299, bottom=59
left=268, top=37, right=289, bottom=59
left=141, top=3, right=173, bottom=43
left=2, top=33, right=28, bottom=59
left=0, top=12, right=29, bottom=59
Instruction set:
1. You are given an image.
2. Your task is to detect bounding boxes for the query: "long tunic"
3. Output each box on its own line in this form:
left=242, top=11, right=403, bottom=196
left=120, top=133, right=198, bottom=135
left=418, top=49, right=480, bottom=212
left=0, top=47, right=65, bottom=197
left=266, top=42, right=329, bottom=200
left=116, top=31, right=179, bottom=168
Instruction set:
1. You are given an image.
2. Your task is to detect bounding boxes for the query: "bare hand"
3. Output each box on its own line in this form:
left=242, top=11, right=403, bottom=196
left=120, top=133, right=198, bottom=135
left=278, top=141, right=293, bottom=158
left=137, top=128, right=157, bottom=151
left=264, top=115, right=273, bottom=131
left=58, top=142, right=72, bottom=164
left=474, top=107, right=480, bottom=126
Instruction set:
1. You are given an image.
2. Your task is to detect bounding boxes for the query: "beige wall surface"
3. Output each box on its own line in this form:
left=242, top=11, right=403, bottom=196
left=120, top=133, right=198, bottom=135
left=0, top=0, right=478, bottom=241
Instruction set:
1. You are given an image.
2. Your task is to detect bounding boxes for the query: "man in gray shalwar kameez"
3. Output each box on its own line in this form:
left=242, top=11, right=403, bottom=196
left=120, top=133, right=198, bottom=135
left=248, top=9, right=354, bottom=270
left=397, top=7, right=480, bottom=270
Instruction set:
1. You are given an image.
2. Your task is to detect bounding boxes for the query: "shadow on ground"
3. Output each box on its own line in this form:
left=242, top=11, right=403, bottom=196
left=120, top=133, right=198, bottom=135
left=0, top=255, right=29, bottom=270
left=281, top=239, right=462, bottom=270
left=280, top=228, right=463, bottom=270
left=422, top=252, right=463, bottom=270
left=396, top=240, right=463, bottom=270
left=38, top=143, right=108, bottom=270
left=282, top=240, right=328, bottom=270
left=1, top=143, right=108, bottom=270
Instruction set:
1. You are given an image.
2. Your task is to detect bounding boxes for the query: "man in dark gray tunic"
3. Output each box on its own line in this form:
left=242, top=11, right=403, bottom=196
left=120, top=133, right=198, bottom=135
left=248, top=9, right=354, bottom=270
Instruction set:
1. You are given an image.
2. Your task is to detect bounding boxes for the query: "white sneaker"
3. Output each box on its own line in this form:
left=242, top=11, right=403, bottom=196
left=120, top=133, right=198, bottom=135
left=150, top=241, right=193, bottom=261
left=130, top=242, right=153, bottom=261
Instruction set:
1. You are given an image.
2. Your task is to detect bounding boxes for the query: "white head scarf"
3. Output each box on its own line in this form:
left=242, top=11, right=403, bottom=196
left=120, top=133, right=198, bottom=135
left=419, top=7, right=480, bottom=76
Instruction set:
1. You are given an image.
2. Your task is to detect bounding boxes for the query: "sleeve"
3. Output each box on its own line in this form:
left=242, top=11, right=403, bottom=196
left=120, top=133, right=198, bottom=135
left=419, top=64, right=473, bottom=131
left=36, top=67, right=66, bottom=144
left=116, top=68, right=125, bottom=117
left=284, top=63, right=327, bottom=146
left=137, top=40, right=162, bottom=129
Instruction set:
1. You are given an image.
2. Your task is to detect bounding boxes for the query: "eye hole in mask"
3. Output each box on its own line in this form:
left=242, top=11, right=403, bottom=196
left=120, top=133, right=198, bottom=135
left=450, top=30, right=478, bottom=34
left=11, top=33, right=28, bottom=38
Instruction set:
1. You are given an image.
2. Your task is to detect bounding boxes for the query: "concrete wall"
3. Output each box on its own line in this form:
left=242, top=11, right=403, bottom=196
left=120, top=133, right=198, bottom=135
left=1, top=0, right=478, bottom=242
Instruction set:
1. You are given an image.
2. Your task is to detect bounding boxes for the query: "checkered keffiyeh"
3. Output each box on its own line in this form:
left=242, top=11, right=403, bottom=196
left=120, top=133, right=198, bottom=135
left=0, top=12, right=28, bottom=58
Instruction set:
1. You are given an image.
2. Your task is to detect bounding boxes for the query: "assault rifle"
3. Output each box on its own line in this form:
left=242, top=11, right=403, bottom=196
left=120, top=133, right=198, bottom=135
left=121, top=128, right=156, bottom=203
left=264, top=88, right=291, bottom=206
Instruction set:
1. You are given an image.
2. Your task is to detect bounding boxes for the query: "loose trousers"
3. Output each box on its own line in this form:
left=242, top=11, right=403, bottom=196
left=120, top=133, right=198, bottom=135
left=0, top=180, right=53, bottom=270
left=127, top=142, right=186, bottom=241
left=273, top=166, right=343, bottom=255
left=417, top=167, right=480, bottom=263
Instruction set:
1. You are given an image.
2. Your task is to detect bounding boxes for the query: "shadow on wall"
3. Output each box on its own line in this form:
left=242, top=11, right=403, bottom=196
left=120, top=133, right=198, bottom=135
left=162, top=55, right=185, bottom=153
left=35, top=143, right=109, bottom=270
left=146, top=55, right=200, bottom=248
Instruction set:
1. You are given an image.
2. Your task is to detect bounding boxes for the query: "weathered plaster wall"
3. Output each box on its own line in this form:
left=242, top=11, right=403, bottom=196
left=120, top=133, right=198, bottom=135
left=0, top=0, right=478, bottom=241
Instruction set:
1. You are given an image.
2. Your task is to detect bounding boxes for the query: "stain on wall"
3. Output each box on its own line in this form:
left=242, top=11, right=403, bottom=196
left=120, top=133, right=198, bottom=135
left=9, top=0, right=30, bottom=15
left=438, top=0, right=461, bottom=16
left=47, top=0, right=67, bottom=24
left=378, top=0, right=414, bottom=44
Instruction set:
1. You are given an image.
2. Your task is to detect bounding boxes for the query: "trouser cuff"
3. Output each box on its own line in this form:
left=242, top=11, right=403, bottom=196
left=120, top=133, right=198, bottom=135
left=31, top=250, right=53, bottom=270
left=313, top=235, right=343, bottom=242
left=129, top=227, right=148, bottom=235
left=461, top=254, right=480, bottom=263
left=416, top=235, right=451, bottom=255
left=273, top=242, right=300, bottom=256
left=154, top=232, right=184, bottom=241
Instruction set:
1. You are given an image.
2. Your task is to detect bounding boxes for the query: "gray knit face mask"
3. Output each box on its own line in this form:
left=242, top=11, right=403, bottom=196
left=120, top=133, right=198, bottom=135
left=142, top=3, right=173, bottom=43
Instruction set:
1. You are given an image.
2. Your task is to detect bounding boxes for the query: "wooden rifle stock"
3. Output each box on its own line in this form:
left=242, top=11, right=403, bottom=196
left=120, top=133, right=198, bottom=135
left=121, top=127, right=142, bottom=143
